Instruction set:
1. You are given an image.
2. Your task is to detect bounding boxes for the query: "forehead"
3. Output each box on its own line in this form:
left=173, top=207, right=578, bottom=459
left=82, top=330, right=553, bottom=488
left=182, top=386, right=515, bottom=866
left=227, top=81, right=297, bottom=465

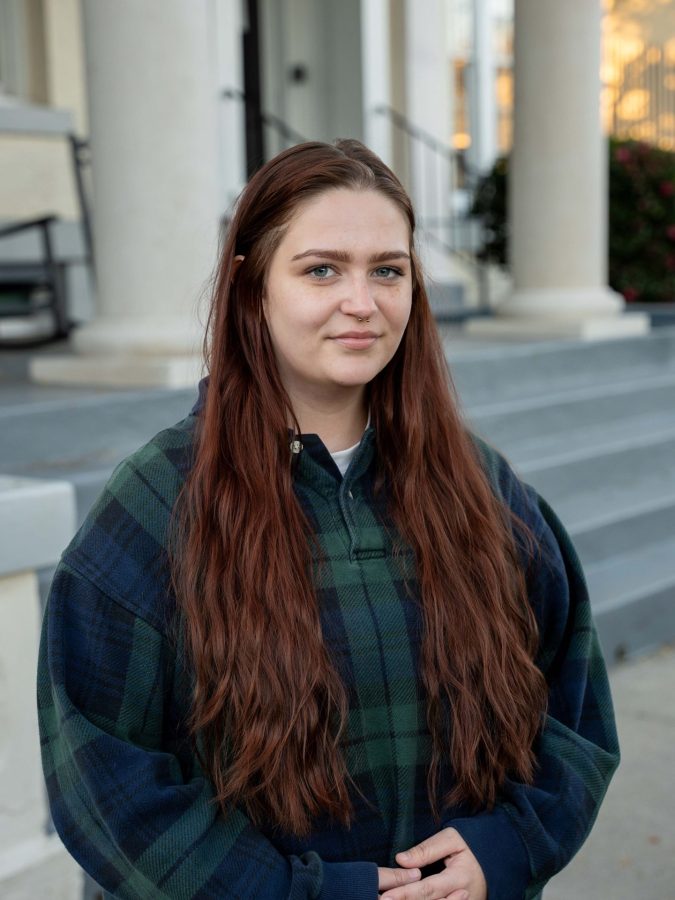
left=279, top=188, right=410, bottom=249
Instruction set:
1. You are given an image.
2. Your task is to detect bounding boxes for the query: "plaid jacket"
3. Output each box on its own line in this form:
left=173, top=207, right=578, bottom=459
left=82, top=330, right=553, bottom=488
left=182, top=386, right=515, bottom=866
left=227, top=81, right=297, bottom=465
left=37, top=378, right=619, bottom=899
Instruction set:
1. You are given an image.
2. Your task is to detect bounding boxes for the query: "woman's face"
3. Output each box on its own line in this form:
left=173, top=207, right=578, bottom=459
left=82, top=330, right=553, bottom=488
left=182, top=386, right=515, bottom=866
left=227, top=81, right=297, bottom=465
left=262, top=187, right=413, bottom=408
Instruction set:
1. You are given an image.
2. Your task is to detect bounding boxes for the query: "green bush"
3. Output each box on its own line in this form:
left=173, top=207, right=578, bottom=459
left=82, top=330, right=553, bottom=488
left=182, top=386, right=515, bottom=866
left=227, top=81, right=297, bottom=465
left=471, top=138, right=675, bottom=304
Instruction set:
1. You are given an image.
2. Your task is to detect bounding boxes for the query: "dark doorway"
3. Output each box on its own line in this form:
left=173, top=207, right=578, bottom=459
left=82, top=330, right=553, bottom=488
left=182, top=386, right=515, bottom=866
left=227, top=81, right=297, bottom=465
left=242, top=0, right=264, bottom=176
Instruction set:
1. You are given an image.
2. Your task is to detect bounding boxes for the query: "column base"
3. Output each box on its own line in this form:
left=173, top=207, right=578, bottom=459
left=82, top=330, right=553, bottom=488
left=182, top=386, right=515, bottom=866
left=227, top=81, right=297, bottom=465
left=464, top=311, right=650, bottom=341
left=29, top=353, right=205, bottom=389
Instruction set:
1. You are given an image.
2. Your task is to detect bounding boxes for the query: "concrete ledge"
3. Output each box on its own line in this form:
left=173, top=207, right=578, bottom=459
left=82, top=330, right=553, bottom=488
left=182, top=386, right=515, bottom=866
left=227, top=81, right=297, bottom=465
left=0, top=477, right=75, bottom=576
left=0, top=104, right=74, bottom=137
left=464, top=312, right=650, bottom=341
left=30, top=353, right=205, bottom=389
left=0, top=833, right=82, bottom=899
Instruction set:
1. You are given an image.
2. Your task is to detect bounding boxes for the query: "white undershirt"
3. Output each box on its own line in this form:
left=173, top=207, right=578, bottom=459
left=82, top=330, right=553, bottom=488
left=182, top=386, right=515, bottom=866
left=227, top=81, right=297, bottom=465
left=330, top=440, right=361, bottom=477
left=329, top=410, right=371, bottom=476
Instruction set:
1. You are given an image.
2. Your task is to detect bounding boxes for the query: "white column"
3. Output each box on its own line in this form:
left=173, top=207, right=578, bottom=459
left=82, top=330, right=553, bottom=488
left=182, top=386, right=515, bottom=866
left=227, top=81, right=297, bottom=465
left=404, top=0, right=452, bottom=224
left=470, top=0, right=498, bottom=174
left=361, top=0, right=393, bottom=167
left=214, top=0, right=247, bottom=212
left=468, top=0, right=649, bottom=340
left=0, top=477, right=81, bottom=897
left=31, top=0, right=221, bottom=388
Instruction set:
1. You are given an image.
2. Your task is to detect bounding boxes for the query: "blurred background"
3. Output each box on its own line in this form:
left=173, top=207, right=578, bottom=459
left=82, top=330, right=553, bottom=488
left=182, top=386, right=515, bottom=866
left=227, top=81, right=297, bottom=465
left=0, top=0, right=673, bottom=897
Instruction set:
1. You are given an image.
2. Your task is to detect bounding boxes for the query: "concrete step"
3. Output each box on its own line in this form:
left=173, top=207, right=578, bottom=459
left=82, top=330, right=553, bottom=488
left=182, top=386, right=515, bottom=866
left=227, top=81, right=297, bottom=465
left=465, top=371, right=675, bottom=465
left=517, top=430, right=675, bottom=535
left=0, top=384, right=196, bottom=526
left=586, top=536, right=675, bottom=662
left=571, top=495, right=675, bottom=567
left=511, top=431, right=675, bottom=664
left=445, top=325, right=675, bottom=406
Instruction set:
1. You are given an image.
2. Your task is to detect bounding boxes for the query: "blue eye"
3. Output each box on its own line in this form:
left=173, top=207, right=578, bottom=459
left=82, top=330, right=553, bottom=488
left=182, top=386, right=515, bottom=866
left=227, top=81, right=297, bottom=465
left=374, top=266, right=402, bottom=278
left=308, top=265, right=336, bottom=279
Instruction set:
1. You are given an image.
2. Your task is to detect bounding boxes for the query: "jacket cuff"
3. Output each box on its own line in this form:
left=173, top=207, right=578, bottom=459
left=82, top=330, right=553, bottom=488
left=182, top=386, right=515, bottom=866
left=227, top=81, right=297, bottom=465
left=318, top=860, right=379, bottom=899
left=443, top=807, right=531, bottom=900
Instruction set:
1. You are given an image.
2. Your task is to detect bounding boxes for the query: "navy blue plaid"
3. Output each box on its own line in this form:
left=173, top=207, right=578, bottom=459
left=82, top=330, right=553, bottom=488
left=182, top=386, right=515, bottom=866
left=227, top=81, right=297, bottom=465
left=37, top=382, right=619, bottom=899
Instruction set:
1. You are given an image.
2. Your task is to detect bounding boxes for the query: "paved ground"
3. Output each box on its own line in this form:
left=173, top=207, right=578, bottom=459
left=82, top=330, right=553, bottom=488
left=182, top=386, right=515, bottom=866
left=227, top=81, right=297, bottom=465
left=545, top=644, right=675, bottom=899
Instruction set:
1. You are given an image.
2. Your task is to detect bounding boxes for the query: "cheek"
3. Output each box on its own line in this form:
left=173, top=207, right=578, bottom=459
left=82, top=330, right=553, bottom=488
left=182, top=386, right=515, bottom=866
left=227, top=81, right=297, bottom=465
left=388, top=291, right=413, bottom=332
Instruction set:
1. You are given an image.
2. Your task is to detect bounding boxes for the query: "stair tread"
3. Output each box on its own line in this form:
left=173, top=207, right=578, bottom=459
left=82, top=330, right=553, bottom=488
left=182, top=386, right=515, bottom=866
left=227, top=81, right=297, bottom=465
left=585, top=536, right=675, bottom=609
left=494, top=414, right=675, bottom=467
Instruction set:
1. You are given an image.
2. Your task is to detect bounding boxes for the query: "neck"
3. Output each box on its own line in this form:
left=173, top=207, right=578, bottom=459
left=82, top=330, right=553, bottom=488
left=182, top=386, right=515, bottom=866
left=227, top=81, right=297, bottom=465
left=289, top=388, right=369, bottom=453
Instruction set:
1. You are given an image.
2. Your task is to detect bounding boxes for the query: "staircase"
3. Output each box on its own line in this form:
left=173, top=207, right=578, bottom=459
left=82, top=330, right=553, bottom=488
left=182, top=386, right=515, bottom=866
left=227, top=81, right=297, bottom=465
left=2, top=326, right=675, bottom=663
left=447, top=325, right=675, bottom=663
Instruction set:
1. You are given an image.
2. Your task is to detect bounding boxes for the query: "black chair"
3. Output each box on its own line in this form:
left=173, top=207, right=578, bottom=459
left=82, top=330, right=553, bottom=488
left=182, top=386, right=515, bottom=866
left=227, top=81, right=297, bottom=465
left=0, top=215, right=71, bottom=344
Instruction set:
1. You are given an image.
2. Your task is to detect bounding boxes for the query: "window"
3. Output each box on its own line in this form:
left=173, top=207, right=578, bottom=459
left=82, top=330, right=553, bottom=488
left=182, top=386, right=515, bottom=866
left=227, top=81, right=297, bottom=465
left=0, top=0, right=47, bottom=104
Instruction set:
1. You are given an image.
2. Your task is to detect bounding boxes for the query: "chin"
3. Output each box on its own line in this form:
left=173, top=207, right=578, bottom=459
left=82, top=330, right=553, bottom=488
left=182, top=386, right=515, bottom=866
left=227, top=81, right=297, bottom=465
left=335, top=356, right=387, bottom=377
left=330, top=368, right=381, bottom=388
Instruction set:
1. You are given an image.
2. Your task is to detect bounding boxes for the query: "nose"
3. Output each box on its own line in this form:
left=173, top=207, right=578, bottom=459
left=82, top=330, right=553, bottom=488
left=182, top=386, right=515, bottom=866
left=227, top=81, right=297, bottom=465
left=341, top=273, right=378, bottom=320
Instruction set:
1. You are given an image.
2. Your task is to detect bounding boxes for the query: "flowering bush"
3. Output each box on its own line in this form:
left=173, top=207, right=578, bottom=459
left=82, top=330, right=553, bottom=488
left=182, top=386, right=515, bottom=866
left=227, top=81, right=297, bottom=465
left=471, top=138, right=675, bottom=303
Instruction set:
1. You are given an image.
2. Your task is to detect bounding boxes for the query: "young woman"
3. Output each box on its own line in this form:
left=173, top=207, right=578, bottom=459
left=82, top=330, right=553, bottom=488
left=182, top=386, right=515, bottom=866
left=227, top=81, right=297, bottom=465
left=38, top=139, right=619, bottom=900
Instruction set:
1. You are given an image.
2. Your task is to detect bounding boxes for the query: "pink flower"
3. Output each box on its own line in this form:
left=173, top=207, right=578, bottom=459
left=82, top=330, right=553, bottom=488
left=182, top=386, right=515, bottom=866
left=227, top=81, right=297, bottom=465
left=666, top=225, right=675, bottom=241
left=615, top=147, right=632, bottom=164
left=659, top=181, right=675, bottom=198
left=623, top=287, right=639, bottom=302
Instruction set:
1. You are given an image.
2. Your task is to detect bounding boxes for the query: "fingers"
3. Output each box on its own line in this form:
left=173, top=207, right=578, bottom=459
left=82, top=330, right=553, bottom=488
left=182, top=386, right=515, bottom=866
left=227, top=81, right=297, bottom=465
left=380, top=868, right=465, bottom=900
left=377, top=866, right=422, bottom=891
left=395, top=827, right=460, bottom=869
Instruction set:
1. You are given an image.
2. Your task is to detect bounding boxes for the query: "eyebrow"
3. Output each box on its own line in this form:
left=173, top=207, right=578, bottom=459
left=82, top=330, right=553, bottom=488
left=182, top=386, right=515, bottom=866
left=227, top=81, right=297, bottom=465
left=290, top=249, right=411, bottom=264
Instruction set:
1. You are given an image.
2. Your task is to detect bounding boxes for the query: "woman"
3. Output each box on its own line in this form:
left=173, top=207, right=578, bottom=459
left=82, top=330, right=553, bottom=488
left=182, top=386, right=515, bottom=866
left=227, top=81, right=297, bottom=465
left=38, top=139, right=619, bottom=900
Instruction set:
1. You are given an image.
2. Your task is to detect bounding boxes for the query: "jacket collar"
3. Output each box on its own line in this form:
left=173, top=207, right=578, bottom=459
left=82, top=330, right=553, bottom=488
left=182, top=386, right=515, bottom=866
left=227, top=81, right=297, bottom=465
left=190, top=376, right=376, bottom=491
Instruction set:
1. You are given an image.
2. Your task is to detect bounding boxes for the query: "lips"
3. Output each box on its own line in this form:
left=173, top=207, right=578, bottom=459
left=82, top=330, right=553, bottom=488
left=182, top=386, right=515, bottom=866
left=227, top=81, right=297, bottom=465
left=333, top=331, right=378, bottom=339
left=333, top=333, right=379, bottom=350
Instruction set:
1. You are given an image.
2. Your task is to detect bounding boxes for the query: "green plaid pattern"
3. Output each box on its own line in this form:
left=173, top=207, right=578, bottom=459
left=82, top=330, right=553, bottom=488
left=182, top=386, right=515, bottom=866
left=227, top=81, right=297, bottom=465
left=37, top=381, right=619, bottom=899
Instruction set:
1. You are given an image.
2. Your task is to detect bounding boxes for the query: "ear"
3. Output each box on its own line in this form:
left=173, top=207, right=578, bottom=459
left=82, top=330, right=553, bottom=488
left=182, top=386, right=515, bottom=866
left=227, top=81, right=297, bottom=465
left=231, top=254, right=245, bottom=281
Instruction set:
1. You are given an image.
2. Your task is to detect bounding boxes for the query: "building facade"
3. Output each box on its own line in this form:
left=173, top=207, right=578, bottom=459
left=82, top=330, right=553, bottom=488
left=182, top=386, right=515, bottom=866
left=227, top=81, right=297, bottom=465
left=0, top=0, right=662, bottom=385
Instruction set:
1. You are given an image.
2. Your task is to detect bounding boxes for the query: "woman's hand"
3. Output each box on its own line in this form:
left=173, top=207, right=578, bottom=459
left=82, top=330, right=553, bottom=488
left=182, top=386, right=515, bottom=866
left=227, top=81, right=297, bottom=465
left=378, top=827, right=487, bottom=900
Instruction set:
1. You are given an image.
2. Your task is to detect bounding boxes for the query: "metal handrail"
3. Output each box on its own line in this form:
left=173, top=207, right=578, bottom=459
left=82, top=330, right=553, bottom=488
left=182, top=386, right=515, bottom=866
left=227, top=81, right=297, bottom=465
left=68, top=135, right=95, bottom=277
left=222, top=88, right=308, bottom=149
left=372, top=104, right=489, bottom=310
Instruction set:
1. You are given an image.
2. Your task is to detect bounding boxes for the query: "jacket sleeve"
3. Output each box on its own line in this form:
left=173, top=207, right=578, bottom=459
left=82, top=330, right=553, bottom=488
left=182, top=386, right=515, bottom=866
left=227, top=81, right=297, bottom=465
left=37, top=561, right=378, bottom=900
left=441, top=461, right=620, bottom=900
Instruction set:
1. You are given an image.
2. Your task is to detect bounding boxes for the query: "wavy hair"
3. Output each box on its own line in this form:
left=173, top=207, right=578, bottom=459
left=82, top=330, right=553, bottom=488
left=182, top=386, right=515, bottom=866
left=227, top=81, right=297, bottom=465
left=168, top=139, right=548, bottom=836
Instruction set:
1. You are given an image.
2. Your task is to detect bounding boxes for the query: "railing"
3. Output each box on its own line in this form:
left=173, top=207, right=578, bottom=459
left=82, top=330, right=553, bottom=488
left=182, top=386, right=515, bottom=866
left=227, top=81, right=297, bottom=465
left=222, top=87, right=308, bottom=155
left=372, top=104, right=489, bottom=310
left=68, top=135, right=95, bottom=276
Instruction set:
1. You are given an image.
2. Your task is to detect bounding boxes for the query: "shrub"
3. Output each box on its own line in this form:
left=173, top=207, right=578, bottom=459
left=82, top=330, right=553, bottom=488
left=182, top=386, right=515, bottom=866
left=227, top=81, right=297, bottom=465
left=471, top=138, right=675, bottom=303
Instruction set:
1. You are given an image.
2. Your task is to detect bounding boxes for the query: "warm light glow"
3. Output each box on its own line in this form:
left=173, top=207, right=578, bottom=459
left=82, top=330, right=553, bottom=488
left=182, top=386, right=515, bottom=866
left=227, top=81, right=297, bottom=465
left=603, top=1, right=675, bottom=149
left=615, top=35, right=646, bottom=63
left=601, top=62, right=622, bottom=85
left=453, top=133, right=472, bottom=150
left=617, top=89, right=651, bottom=120
left=496, top=72, right=513, bottom=107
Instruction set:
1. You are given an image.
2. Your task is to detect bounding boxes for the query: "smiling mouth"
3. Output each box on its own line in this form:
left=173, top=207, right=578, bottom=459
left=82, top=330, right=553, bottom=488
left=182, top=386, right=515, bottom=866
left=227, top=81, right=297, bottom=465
left=332, top=336, right=379, bottom=349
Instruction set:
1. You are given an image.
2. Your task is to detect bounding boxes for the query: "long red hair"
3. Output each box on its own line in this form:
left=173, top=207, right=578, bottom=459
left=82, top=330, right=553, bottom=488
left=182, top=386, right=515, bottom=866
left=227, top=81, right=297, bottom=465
left=169, top=139, right=547, bottom=835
